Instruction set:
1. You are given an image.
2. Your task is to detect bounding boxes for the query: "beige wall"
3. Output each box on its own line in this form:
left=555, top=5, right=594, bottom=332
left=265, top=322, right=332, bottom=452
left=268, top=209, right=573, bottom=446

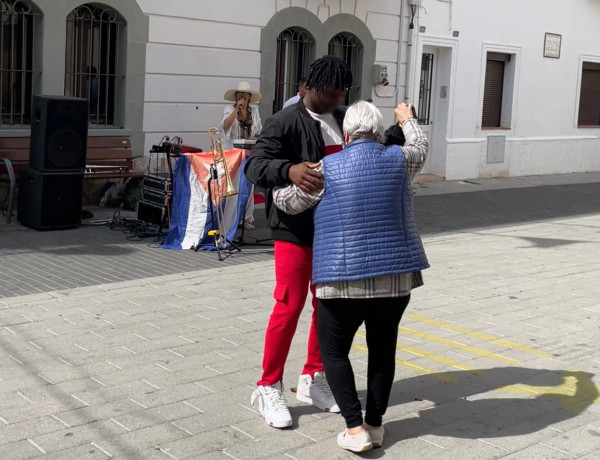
left=136, top=0, right=407, bottom=152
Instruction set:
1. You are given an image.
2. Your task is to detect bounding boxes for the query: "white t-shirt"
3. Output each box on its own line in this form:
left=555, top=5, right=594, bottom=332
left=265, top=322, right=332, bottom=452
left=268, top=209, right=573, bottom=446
left=306, top=108, right=343, bottom=147
left=283, top=93, right=301, bottom=108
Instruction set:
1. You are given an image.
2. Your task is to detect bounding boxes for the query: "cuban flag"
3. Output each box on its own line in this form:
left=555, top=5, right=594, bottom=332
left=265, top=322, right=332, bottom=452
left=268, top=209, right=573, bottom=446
left=163, top=150, right=252, bottom=250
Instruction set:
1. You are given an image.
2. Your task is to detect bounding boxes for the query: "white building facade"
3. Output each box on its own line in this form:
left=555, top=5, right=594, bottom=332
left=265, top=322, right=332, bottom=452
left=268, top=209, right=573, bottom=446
left=1, top=0, right=599, bottom=180
left=410, top=0, right=600, bottom=179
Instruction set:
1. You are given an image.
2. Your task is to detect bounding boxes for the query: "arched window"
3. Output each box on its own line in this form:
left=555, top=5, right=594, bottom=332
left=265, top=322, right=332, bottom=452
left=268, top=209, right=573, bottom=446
left=273, top=27, right=315, bottom=113
left=0, top=0, right=41, bottom=127
left=328, top=32, right=363, bottom=106
left=65, top=4, right=125, bottom=128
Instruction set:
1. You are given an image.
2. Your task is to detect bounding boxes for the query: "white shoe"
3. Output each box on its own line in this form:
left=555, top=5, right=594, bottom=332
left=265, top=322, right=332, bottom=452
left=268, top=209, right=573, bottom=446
left=250, top=382, right=292, bottom=428
left=367, top=426, right=384, bottom=448
left=296, top=372, right=340, bottom=413
left=337, top=429, right=373, bottom=453
left=243, top=220, right=255, bottom=230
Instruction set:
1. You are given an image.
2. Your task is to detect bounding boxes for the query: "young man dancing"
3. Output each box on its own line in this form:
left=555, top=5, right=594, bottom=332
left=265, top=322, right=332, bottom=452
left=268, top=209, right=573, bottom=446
left=244, top=56, right=352, bottom=427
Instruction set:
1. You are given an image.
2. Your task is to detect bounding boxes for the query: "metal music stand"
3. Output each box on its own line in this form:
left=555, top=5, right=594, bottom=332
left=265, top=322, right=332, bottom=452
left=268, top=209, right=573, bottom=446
left=233, top=139, right=273, bottom=247
left=198, top=164, right=241, bottom=260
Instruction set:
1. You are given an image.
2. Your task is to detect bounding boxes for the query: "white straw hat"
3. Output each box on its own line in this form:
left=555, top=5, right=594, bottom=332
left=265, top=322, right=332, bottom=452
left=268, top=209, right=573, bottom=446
left=224, top=81, right=262, bottom=103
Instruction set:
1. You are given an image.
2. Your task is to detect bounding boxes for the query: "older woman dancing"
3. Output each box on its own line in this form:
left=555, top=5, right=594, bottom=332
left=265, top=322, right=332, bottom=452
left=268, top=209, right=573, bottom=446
left=273, top=101, right=429, bottom=452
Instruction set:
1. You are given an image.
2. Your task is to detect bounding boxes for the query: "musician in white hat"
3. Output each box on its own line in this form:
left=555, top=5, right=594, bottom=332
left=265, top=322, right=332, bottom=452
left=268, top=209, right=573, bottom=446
left=219, top=82, right=263, bottom=230
left=220, top=81, right=263, bottom=150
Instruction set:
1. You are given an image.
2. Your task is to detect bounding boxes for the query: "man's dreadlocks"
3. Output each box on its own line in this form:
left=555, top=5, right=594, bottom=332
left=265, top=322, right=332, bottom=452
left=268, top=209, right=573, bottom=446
left=305, top=55, right=353, bottom=94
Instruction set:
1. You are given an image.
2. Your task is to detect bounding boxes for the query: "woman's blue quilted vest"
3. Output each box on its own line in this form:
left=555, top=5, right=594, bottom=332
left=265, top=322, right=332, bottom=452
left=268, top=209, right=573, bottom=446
left=312, top=138, right=429, bottom=284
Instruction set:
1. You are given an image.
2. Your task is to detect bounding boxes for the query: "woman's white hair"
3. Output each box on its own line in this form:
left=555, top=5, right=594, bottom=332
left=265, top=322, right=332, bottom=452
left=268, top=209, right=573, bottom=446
left=343, top=100, right=386, bottom=144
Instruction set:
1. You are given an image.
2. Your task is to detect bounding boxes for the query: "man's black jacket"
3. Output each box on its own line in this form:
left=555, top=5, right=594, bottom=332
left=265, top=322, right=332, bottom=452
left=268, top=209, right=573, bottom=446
left=244, top=100, right=406, bottom=246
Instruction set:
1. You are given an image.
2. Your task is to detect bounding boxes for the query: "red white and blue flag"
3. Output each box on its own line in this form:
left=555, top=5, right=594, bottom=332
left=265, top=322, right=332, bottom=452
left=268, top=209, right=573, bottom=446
left=163, top=150, right=252, bottom=250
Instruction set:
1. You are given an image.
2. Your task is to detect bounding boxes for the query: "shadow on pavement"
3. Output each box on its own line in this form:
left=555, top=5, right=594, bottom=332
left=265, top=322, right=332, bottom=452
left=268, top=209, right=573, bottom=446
left=0, top=225, right=140, bottom=254
left=360, top=367, right=598, bottom=457
left=414, top=182, right=600, bottom=236
left=3, top=181, right=599, bottom=252
left=469, top=232, right=600, bottom=250
left=0, top=332, right=146, bottom=454
left=1, top=181, right=598, bottom=297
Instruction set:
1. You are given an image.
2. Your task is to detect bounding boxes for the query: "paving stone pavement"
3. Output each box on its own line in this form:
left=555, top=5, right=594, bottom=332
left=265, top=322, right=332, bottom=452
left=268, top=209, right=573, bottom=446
left=1, top=174, right=600, bottom=459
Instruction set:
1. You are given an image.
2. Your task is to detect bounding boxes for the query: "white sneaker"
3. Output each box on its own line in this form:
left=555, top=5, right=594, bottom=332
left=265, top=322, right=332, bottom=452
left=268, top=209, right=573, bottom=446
left=337, top=429, right=373, bottom=453
left=296, top=372, right=340, bottom=413
left=250, top=382, right=292, bottom=428
left=243, top=220, right=255, bottom=230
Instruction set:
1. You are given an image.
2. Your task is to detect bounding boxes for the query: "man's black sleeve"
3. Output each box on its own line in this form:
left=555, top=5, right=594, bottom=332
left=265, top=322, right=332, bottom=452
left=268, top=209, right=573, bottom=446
left=384, top=123, right=406, bottom=147
left=244, top=115, right=294, bottom=189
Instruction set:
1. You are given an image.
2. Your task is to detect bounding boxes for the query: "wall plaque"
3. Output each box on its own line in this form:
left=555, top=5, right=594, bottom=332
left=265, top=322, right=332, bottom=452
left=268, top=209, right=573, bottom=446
left=544, top=33, right=562, bottom=59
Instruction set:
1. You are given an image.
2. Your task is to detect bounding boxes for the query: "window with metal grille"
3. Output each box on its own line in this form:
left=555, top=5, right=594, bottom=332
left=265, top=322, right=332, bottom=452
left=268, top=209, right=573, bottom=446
left=0, top=0, right=41, bottom=127
left=578, top=62, right=600, bottom=127
left=328, top=32, right=362, bottom=106
left=273, top=27, right=315, bottom=113
left=482, top=52, right=510, bottom=128
left=65, top=4, right=125, bottom=128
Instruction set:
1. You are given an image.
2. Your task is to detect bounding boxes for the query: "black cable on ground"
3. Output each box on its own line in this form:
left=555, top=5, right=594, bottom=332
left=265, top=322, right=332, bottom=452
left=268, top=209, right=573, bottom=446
left=83, top=209, right=167, bottom=246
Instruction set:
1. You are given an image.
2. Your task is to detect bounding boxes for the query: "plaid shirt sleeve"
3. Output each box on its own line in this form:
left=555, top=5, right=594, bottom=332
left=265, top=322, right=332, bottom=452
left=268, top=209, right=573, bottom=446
left=400, top=118, right=429, bottom=181
left=272, top=118, right=428, bottom=214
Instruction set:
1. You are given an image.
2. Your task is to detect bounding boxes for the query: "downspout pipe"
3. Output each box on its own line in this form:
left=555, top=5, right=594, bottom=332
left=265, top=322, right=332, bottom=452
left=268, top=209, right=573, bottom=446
left=404, top=0, right=419, bottom=104
left=395, top=0, right=405, bottom=107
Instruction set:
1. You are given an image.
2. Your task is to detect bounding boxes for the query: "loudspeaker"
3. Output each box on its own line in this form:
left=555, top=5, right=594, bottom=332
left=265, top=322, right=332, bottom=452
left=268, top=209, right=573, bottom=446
left=17, top=168, right=83, bottom=230
left=29, top=95, right=89, bottom=172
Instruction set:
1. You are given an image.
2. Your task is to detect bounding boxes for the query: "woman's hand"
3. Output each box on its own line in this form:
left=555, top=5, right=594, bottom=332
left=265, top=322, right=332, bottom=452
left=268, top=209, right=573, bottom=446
left=235, top=100, right=245, bottom=114
left=395, top=103, right=415, bottom=126
left=223, top=106, right=238, bottom=132
left=235, top=96, right=250, bottom=116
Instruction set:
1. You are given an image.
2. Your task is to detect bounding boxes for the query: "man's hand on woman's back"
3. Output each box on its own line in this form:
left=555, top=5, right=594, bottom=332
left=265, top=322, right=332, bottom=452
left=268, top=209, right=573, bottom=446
left=289, top=162, right=324, bottom=193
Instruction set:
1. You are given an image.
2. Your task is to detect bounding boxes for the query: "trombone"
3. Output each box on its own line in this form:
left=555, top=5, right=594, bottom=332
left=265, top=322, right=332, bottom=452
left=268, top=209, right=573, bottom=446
left=206, top=127, right=241, bottom=260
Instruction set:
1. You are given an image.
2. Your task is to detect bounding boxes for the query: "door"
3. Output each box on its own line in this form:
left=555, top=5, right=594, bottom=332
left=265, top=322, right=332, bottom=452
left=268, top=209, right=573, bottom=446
left=417, top=47, right=438, bottom=175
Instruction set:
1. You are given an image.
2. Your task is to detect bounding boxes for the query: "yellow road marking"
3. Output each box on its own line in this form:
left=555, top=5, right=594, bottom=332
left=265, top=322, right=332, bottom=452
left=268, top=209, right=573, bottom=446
left=350, top=316, right=597, bottom=416
left=399, top=326, right=519, bottom=365
left=405, top=313, right=549, bottom=357
left=355, top=331, right=485, bottom=375
left=351, top=343, right=458, bottom=383
left=398, top=342, right=486, bottom=374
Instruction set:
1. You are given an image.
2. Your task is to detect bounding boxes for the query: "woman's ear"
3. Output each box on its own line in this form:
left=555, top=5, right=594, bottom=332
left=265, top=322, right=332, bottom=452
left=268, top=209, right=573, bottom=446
left=344, top=130, right=351, bottom=145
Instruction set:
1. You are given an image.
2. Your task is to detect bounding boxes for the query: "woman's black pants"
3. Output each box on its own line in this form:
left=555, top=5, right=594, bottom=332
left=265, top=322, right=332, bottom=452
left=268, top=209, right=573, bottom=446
left=318, top=295, right=410, bottom=429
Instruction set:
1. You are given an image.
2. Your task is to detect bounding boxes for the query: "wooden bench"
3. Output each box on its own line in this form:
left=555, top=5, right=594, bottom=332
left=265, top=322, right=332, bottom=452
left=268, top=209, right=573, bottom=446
left=0, top=136, right=144, bottom=223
